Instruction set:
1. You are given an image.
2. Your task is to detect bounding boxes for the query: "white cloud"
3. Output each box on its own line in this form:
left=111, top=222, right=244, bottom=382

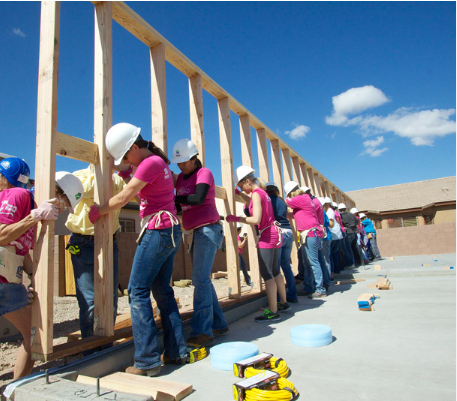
left=326, top=85, right=390, bottom=125
left=325, top=86, right=456, bottom=147
left=285, top=124, right=310, bottom=140
left=361, top=135, right=388, bottom=157
left=358, top=108, right=456, bottom=146
left=13, top=28, right=26, bottom=38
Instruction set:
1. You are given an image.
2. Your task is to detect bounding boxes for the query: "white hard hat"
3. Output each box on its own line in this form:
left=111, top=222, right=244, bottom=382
left=266, top=182, right=279, bottom=191
left=331, top=201, right=338, bottom=208
left=359, top=213, right=367, bottom=219
left=338, top=203, right=347, bottom=210
left=234, top=166, right=255, bottom=184
left=236, top=222, right=243, bottom=229
left=105, top=123, right=141, bottom=165
left=284, top=181, right=299, bottom=197
left=171, top=138, right=199, bottom=163
left=350, top=207, right=358, bottom=214
left=300, top=186, right=310, bottom=193
left=324, top=197, right=332, bottom=204
left=318, top=197, right=325, bottom=205
left=55, top=171, right=84, bottom=214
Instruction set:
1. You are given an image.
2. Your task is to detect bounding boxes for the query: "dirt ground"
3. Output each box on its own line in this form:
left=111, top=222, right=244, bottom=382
left=0, top=277, right=250, bottom=392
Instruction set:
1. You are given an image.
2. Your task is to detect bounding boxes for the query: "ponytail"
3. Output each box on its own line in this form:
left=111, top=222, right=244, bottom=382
left=134, top=134, right=170, bottom=165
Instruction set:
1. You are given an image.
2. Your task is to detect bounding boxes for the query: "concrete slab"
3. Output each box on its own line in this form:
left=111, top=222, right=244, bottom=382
left=7, top=254, right=456, bottom=401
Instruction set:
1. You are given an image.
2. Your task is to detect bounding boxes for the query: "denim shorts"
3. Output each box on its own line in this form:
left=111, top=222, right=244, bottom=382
left=0, top=282, right=29, bottom=316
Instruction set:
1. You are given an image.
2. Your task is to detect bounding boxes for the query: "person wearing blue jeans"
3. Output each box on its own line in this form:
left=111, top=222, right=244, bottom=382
left=301, top=236, right=326, bottom=295
left=265, top=182, right=297, bottom=303
left=69, top=233, right=119, bottom=338
left=189, top=224, right=228, bottom=340
left=128, top=226, right=187, bottom=373
left=278, top=230, right=297, bottom=302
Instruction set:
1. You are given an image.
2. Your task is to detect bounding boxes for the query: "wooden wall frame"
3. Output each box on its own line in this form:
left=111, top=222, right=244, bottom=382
left=32, top=0, right=355, bottom=360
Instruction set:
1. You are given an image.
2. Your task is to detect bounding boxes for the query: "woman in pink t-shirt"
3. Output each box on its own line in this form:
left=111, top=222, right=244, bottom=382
left=226, top=166, right=288, bottom=323
left=172, top=139, right=228, bottom=346
left=91, top=123, right=186, bottom=377
left=284, top=182, right=327, bottom=298
left=0, top=158, right=59, bottom=380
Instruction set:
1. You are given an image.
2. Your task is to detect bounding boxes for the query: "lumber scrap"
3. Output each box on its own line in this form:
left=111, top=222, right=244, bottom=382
left=367, top=277, right=393, bottom=290
left=212, top=271, right=228, bottom=279
left=335, top=278, right=366, bottom=285
left=374, top=265, right=382, bottom=270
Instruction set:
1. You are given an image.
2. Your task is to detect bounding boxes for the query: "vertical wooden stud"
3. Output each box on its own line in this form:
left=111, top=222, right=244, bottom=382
left=270, top=140, right=282, bottom=192
left=307, top=167, right=316, bottom=194
left=281, top=149, right=299, bottom=273
left=313, top=173, right=322, bottom=196
left=218, top=97, right=240, bottom=299
left=239, top=114, right=259, bottom=292
left=292, top=157, right=301, bottom=187
left=299, top=163, right=309, bottom=188
left=256, top=128, right=269, bottom=181
left=150, top=43, right=167, bottom=153
left=31, top=0, right=60, bottom=359
left=93, top=1, right=114, bottom=337
left=189, top=74, right=205, bottom=165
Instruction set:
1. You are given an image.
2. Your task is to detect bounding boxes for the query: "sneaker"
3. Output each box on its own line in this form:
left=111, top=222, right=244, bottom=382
left=308, top=292, right=327, bottom=299
left=255, top=309, right=281, bottom=322
left=277, top=302, right=291, bottom=312
left=297, top=290, right=313, bottom=296
left=286, top=297, right=299, bottom=304
left=125, top=365, right=162, bottom=377
left=161, top=353, right=187, bottom=365
left=187, top=334, right=215, bottom=347
left=213, top=327, right=229, bottom=337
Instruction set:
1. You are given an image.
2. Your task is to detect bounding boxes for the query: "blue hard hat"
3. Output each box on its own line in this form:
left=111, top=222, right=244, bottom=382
left=0, top=157, right=30, bottom=189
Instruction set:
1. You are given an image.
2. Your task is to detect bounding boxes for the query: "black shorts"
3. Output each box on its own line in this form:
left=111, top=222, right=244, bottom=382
left=257, top=247, right=280, bottom=281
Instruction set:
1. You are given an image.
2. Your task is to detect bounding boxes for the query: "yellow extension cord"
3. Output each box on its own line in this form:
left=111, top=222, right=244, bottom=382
left=244, top=357, right=289, bottom=378
left=243, top=377, right=298, bottom=401
left=186, top=344, right=207, bottom=363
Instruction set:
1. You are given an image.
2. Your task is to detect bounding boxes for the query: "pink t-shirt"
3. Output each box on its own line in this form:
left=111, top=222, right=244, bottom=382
left=134, top=155, right=177, bottom=230
left=176, top=167, right=220, bottom=231
left=335, top=210, right=346, bottom=232
left=0, top=188, right=33, bottom=283
left=286, top=194, right=323, bottom=237
left=0, top=188, right=33, bottom=255
left=312, top=197, right=325, bottom=237
left=238, top=235, right=243, bottom=254
left=249, top=188, right=280, bottom=249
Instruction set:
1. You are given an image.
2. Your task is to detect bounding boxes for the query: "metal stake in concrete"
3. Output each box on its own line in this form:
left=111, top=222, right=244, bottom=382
left=96, top=377, right=100, bottom=397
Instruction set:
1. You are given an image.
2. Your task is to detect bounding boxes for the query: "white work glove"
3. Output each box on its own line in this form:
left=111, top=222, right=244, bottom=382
left=31, top=199, right=59, bottom=221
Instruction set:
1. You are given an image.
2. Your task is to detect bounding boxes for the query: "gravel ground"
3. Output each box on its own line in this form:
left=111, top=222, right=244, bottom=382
left=0, top=277, right=250, bottom=391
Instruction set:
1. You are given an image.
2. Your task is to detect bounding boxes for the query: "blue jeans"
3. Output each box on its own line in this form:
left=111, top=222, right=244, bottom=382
left=277, top=231, right=297, bottom=301
left=301, top=236, right=325, bottom=294
left=369, top=234, right=382, bottom=259
left=129, top=226, right=186, bottom=370
left=320, top=240, right=331, bottom=285
left=343, top=232, right=355, bottom=267
left=70, top=233, right=119, bottom=338
left=348, top=232, right=362, bottom=266
left=190, top=223, right=228, bottom=337
left=330, top=239, right=342, bottom=274
left=239, top=254, right=251, bottom=284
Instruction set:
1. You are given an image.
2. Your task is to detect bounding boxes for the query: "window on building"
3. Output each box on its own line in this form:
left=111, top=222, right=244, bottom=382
left=119, top=219, right=135, bottom=233
left=423, top=215, right=434, bottom=225
left=374, top=220, right=382, bottom=230
left=387, top=216, right=418, bottom=228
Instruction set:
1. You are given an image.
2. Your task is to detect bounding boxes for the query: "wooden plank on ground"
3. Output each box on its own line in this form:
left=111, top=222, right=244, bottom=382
left=374, top=265, right=382, bottom=270
left=77, top=374, right=176, bottom=401
left=31, top=1, right=61, bottom=359
left=335, top=278, right=366, bottom=285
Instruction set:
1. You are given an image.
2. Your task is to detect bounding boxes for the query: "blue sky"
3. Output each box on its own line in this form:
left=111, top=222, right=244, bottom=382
left=1, top=1, right=455, bottom=192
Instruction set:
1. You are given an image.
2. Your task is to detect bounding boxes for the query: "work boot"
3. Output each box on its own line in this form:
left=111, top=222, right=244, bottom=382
left=125, top=365, right=162, bottom=377
left=187, top=334, right=215, bottom=347
left=308, top=292, right=327, bottom=299
left=297, top=290, right=313, bottom=296
left=213, top=327, right=229, bottom=337
left=161, top=353, right=187, bottom=365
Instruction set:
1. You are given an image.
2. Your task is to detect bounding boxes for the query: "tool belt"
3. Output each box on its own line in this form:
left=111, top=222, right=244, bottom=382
left=137, top=211, right=180, bottom=246
left=257, top=221, right=282, bottom=247
left=0, top=246, right=24, bottom=284
left=299, top=227, right=319, bottom=245
left=184, top=221, right=221, bottom=253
